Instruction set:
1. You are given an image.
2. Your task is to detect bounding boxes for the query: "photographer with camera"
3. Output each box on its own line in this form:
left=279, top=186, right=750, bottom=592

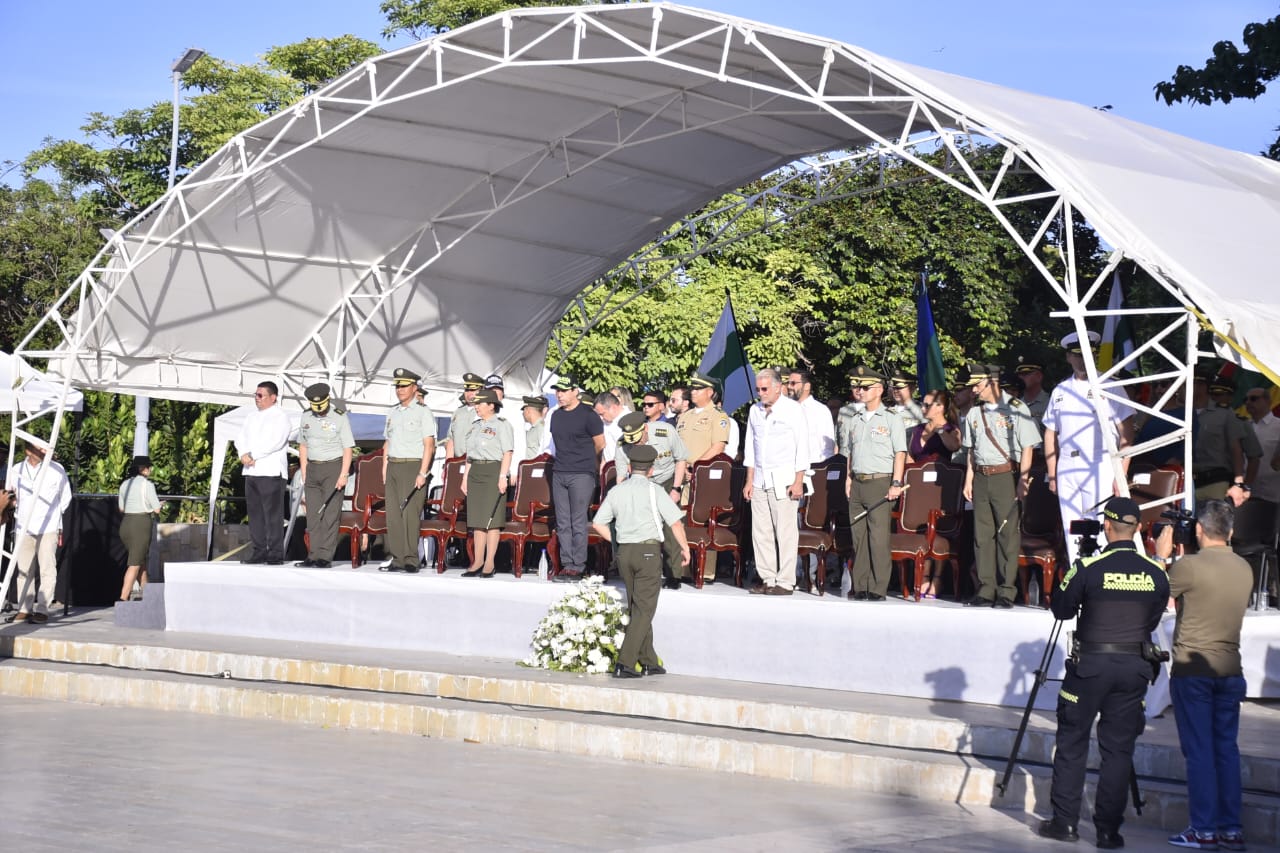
left=1038, top=497, right=1169, bottom=849
left=1155, top=500, right=1252, bottom=851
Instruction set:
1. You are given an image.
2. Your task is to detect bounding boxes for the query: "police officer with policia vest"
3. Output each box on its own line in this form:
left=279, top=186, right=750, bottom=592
left=1038, top=496, right=1169, bottom=849
left=382, top=368, right=437, bottom=573
left=295, top=382, right=355, bottom=568
left=591, top=444, right=691, bottom=679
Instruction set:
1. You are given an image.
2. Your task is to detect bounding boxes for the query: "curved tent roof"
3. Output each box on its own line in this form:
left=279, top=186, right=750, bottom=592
left=37, top=2, right=1280, bottom=410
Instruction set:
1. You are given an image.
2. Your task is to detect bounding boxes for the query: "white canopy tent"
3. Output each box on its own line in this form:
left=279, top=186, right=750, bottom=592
left=0, top=351, right=84, bottom=417
left=11, top=3, right=1280, bottom=500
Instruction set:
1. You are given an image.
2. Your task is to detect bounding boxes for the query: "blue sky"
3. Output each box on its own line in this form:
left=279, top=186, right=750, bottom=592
left=2, top=0, right=1277, bottom=181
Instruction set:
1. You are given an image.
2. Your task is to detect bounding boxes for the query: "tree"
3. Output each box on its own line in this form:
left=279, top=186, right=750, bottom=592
left=1155, top=15, right=1280, bottom=159
left=380, top=0, right=628, bottom=40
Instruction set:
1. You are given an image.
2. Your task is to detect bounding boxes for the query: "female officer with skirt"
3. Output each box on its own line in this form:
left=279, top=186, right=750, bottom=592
left=117, top=455, right=164, bottom=601
left=461, top=388, right=514, bottom=577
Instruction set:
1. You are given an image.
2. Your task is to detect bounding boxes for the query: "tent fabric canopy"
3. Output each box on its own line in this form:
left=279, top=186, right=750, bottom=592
left=40, top=3, right=1280, bottom=410
left=1, top=351, right=84, bottom=415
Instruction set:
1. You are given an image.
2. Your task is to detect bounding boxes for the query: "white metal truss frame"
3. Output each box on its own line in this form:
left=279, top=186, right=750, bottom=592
left=10, top=2, right=1222, bottom=556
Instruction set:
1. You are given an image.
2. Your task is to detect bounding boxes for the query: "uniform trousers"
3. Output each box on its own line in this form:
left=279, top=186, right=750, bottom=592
left=1055, top=461, right=1112, bottom=565
left=972, top=470, right=1019, bottom=602
left=750, top=486, right=799, bottom=590
left=615, top=541, right=663, bottom=670
left=303, top=458, right=343, bottom=561
left=551, top=471, right=595, bottom=573
left=14, top=531, right=58, bottom=615
left=245, top=475, right=285, bottom=561
left=385, top=460, right=426, bottom=568
left=1049, top=654, right=1150, bottom=831
left=655, top=477, right=687, bottom=580
left=849, top=477, right=893, bottom=596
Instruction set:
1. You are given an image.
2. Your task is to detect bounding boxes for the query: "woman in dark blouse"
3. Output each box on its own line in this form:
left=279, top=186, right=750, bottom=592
left=908, top=389, right=961, bottom=463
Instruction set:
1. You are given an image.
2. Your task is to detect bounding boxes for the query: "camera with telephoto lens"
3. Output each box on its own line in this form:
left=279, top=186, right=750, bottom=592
left=1155, top=507, right=1196, bottom=546
left=1068, top=518, right=1102, bottom=557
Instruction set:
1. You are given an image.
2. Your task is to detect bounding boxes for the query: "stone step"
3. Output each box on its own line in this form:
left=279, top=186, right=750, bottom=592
left=4, top=631, right=1278, bottom=801
left=1, top=650, right=1277, bottom=840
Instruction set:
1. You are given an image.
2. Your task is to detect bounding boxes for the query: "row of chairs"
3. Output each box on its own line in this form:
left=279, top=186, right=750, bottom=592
left=330, top=447, right=1203, bottom=607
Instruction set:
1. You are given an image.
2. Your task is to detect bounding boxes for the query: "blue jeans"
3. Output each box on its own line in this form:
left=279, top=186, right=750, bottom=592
left=1170, top=674, right=1247, bottom=834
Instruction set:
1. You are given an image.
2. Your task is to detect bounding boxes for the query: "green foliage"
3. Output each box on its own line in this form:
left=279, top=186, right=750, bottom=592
left=1155, top=15, right=1280, bottom=160
left=0, top=180, right=115, bottom=352
left=380, top=0, right=630, bottom=39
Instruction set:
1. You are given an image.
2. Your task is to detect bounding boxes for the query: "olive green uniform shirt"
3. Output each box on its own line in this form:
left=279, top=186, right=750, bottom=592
left=299, top=408, right=355, bottom=462
left=592, top=475, right=684, bottom=543
left=465, top=416, right=515, bottom=461
left=847, top=406, right=907, bottom=474
left=616, top=421, right=688, bottom=485
left=386, top=402, right=435, bottom=458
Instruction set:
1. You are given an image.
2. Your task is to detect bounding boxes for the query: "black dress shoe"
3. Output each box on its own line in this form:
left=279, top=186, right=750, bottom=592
left=865, top=592, right=885, bottom=601
left=849, top=591, right=868, bottom=601
left=264, top=559, right=284, bottom=566
left=294, top=559, right=318, bottom=568
left=313, top=559, right=331, bottom=568
left=641, top=663, right=666, bottom=675
left=1095, top=828, right=1124, bottom=849
left=403, top=562, right=420, bottom=574
left=662, top=578, right=681, bottom=590
left=461, top=567, right=483, bottom=578
left=241, top=556, right=266, bottom=564
left=994, top=597, right=1014, bottom=609
left=964, top=594, right=994, bottom=607
left=379, top=563, right=401, bottom=572
left=611, top=663, right=642, bottom=679
left=1037, top=817, right=1079, bottom=842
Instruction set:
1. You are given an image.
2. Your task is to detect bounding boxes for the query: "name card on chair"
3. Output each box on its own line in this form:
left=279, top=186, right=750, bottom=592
left=1132, top=472, right=1152, bottom=485
left=709, top=469, right=724, bottom=480
left=826, top=470, right=841, bottom=480
left=531, top=468, right=544, bottom=478
left=922, top=470, right=938, bottom=483
left=459, top=464, right=466, bottom=473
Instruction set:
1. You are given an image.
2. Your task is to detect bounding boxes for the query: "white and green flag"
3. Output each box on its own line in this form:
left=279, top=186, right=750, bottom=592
left=1098, top=271, right=1135, bottom=371
left=698, top=295, right=756, bottom=414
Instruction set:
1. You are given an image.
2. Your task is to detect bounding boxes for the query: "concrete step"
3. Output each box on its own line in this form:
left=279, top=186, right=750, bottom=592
left=4, top=630, right=1278, bottom=799
left=1, top=644, right=1277, bottom=840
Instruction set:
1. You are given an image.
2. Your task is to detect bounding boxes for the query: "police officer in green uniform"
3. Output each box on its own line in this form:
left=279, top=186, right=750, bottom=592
left=296, top=382, right=355, bottom=568
left=446, top=372, right=485, bottom=458
left=591, top=444, right=691, bottom=679
left=383, top=368, right=436, bottom=572
left=845, top=365, right=907, bottom=600
left=461, top=387, right=514, bottom=577
left=1015, top=356, right=1052, bottom=430
left=616, top=411, right=690, bottom=589
left=888, top=370, right=925, bottom=431
left=836, top=372, right=866, bottom=458
left=1039, top=497, right=1169, bottom=849
left=521, top=395, right=550, bottom=459
left=1192, top=371, right=1252, bottom=503
left=961, top=364, right=1042, bottom=607
left=1209, top=374, right=1261, bottom=505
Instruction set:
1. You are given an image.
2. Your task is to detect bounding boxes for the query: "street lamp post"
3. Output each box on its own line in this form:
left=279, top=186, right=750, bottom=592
left=135, top=47, right=205, bottom=457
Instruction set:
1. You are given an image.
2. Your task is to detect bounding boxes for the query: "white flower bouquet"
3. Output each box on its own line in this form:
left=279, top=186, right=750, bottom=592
left=520, top=575, right=629, bottom=674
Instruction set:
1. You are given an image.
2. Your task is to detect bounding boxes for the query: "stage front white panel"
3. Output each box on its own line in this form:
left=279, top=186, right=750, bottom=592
left=163, top=563, right=1280, bottom=713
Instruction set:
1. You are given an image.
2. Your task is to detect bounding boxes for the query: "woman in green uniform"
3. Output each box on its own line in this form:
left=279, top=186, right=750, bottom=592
left=117, top=455, right=164, bottom=601
left=461, top=388, right=514, bottom=577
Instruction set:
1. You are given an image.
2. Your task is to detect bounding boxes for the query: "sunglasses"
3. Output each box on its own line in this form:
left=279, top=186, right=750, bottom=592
left=254, top=392, right=269, bottom=399
left=1246, top=394, right=1267, bottom=401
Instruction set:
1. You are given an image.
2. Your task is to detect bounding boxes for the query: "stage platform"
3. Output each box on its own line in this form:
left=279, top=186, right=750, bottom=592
left=159, top=562, right=1280, bottom=713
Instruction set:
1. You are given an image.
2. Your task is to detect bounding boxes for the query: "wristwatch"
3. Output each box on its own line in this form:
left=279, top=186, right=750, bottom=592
left=890, top=479, right=903, bottom=487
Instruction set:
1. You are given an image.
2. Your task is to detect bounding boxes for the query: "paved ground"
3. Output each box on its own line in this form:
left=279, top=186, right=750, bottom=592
left=5, top=695, right=1271, bottom=853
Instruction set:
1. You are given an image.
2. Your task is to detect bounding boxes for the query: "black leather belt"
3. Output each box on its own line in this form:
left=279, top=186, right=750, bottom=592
left=1078, top=642, right=1144, bottom=656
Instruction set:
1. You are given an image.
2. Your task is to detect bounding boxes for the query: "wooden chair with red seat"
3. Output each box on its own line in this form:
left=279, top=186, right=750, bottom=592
left=337, top=448, right=384, bottom=567
left=420, top=456, right=468, bottom=572
left=1017, top=469, right=1063, bottom=608
left=797, top=457, right=844, bottom=595
left=889, top=462, right=965, bottom=601
left=497, top=454, right=553, bottom=578
left=682, top=454, right=740, bottom=588
left=1127, top=462, right=1185, bottom=554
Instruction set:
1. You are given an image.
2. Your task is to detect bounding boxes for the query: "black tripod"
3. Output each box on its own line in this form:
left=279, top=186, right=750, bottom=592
left=995, top=532, right=1145, bottom=816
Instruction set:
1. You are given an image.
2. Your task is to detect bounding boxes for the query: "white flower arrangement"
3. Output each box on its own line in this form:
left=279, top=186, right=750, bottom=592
left=520, top=575, right=629, bottom=674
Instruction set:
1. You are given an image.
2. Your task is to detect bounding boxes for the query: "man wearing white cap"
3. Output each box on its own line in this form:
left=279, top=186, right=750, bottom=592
left=1042, top=330, right=1135, bottom=564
